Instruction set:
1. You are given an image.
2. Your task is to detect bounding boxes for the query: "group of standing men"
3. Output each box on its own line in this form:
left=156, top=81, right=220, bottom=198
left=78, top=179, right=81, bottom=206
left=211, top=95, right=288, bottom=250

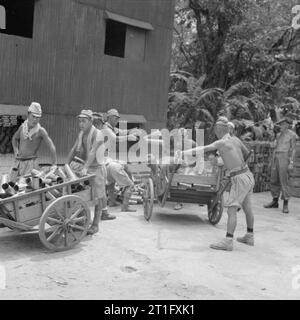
left=10, top=101, right=298, bottom=250
left=11, top=102, right=139, bottom=235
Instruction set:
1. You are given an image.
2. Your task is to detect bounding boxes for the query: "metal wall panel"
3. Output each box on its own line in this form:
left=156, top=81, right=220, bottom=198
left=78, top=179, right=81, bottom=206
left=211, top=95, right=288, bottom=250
left=0, top=0, right=175, bottom=158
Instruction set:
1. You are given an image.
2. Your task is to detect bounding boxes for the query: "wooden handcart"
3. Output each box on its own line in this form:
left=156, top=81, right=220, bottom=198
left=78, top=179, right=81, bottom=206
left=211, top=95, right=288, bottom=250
left=143, top=163, right=226, bottom=225
left=0, top=175, right=95, bottom=251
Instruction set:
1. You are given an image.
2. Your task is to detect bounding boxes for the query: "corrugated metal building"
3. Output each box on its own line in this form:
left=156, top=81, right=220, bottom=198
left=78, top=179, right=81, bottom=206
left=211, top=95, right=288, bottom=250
left=0, top=0, right=175, bottom=162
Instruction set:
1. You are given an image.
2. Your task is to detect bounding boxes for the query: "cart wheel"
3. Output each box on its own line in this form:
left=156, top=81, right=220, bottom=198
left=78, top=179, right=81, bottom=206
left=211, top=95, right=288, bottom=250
left=39, top=195, right=91, bottom=251
left=143, top=178, right=154, bottom=221
left=207, top=196, right=223, bottom=225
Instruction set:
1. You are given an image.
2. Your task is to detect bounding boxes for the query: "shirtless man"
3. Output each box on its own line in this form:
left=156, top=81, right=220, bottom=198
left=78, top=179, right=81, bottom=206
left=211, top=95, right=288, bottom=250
left=11, top=102, right=57, bottom=177
left=102, top=108, right=138, bottom=212
left=67, top=109, right=115, bottom=236
left=179, top=117, right=255, bottom=251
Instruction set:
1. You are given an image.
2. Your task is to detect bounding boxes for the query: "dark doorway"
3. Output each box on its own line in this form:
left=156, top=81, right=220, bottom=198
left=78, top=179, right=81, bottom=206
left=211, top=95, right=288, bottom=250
left=104, top=19, right=127, bottom=58
left=0, top=0, right=35, bottom=38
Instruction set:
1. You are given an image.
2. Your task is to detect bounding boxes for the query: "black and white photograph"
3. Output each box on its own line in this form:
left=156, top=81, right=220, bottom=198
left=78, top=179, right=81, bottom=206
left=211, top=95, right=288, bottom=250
left=0, top=0, right=300, bottom=303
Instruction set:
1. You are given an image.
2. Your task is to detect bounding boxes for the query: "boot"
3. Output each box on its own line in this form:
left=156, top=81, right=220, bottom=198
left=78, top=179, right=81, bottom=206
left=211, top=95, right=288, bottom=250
left=282, top=200, right=289, bottom=214
left=237, top=233, right=254, bottom=246
left=264, top=198, right=279, bottom=208
left=210, top=237, right=233, bottom=251
left=121, top=187, right=136, bottom=212
left=107, top=184, right=119, bottom=207
left=101, top=209, right=116, bottom=221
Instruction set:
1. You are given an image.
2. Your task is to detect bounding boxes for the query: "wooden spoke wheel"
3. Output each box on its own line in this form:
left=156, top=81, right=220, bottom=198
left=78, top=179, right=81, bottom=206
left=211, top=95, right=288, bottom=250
left=143, top=178, right=154, bottom=221
left=207, top=196, right=224, bottom=225
left=39, top=195, right=91, bottom=251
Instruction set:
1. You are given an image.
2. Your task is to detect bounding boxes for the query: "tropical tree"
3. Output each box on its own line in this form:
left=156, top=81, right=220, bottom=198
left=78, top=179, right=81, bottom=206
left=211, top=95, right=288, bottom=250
left=169, top=0, right=300, bottom=141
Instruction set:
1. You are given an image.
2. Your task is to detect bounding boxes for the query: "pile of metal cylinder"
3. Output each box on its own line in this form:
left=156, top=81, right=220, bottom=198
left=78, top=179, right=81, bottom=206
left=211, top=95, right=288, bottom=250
left=0, top=163, right=90, bottom=200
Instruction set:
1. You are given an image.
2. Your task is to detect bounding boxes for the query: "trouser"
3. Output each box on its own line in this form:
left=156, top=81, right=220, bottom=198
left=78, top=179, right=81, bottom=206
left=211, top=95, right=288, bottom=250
left=270, top=152, right=290, bottom=200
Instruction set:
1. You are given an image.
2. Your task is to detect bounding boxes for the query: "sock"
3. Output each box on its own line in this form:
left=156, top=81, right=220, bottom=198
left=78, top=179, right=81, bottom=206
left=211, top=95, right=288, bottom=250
left=102, top=208, right=108, bottom=214
left=273, top=198, right=279, bottom=202
left=226, top=233, right=233, bottom=238
left=247, top=228, right=253, bottom=233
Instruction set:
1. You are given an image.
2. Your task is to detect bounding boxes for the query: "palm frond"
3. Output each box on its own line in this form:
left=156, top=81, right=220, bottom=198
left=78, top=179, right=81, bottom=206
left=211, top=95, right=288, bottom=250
left=196, top=107, right=215, bottom=123
left=224, top=82, right=255, bottom=99
left=283, top=97, right=300, bottom=109
left=195, top=88, right=224, bottom=105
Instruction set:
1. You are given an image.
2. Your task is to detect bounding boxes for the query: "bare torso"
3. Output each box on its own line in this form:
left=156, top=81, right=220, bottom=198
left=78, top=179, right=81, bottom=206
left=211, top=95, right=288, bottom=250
left=217, top=136, right=246, bottom=170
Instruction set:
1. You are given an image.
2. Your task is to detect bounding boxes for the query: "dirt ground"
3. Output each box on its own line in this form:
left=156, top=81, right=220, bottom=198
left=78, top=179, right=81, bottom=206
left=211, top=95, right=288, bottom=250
left=0, top=191, right=300, bottom=300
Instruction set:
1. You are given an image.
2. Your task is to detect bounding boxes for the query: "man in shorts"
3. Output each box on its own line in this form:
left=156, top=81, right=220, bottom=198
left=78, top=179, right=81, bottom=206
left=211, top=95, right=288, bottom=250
left=106, top=159, right=136, bottom=212
left=102, top=108, right=138, bottom=211
left=180, top=117, right=255, bottom=251
left=67, top=109, right=115, bottom=236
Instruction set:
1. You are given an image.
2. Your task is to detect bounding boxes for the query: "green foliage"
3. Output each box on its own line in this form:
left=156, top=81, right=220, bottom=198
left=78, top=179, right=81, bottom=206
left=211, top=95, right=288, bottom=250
left=168, top=73, right=268, bottom=121
left=169, top=0, right=300, bottom=139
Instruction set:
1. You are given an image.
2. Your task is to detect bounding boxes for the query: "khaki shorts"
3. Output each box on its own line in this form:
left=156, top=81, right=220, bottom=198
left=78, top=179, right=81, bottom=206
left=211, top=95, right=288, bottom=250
left=106, top=161, right=133, bottom=188
left=88, top=166, right=107, bottom=200
left=225, top=170, right=255, bottom=209
left=12, top=158, right=39, bottom=177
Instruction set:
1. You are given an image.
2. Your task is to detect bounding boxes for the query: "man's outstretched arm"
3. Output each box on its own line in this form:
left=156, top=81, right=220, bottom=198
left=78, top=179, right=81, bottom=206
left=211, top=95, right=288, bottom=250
left=181, top=140, right=223, bottom=157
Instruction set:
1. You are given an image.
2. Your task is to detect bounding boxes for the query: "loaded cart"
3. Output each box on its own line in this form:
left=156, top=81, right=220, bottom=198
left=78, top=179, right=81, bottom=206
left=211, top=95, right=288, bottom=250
left=0, top=174, right=95, bottom=251
left=142, top=162, right=226, bottom=225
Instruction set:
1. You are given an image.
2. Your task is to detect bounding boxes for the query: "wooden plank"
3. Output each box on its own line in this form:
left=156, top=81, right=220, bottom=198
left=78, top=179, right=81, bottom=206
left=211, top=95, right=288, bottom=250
left=172, top=174, right=218, bottom=187
left=0, top=217, right=34, bottom=231
left=18, top=204, right=43, bottom=223
left=288, top=178, right=300, bottom=188
left=73, top=188, right=93, bottom=202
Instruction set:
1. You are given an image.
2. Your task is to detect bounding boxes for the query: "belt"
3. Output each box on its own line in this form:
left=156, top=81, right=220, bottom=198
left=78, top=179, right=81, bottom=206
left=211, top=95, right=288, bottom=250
left=16, top=157, right=37, bottom=162
left=228, top=166, right=249, bottom=178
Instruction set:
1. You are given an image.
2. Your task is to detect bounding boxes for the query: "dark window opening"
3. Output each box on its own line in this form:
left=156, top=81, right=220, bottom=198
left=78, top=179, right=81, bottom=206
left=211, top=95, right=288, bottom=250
left=0, top=0, right=35, bottom=38
left=104, top=19, right=127, bottom=58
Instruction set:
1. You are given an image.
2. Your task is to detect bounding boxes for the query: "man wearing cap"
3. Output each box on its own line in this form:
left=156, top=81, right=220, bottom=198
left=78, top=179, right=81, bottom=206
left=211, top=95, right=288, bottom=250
left=264, top=117, right=298, bottom=213
left=93, top=109, right=134, bottom=209
left=92, top=112, right=105, bottom=130
left=179, top=117, right=255, bottom=251
left=67, top=109, right=116, bottom=235
left=11, top=102, right=57, bottom=177
left=102, top=108, right=139, bottom=212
